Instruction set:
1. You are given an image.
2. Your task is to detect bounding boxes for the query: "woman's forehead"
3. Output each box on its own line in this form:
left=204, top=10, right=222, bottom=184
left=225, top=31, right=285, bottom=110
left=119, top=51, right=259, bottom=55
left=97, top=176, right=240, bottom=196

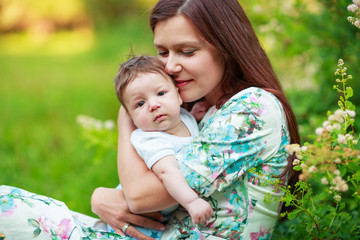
left=153, top=15, right=204, bottom=47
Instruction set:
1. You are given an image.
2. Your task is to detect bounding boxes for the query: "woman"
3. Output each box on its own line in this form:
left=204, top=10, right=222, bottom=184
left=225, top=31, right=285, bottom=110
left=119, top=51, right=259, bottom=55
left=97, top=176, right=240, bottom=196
left=92, top=0, right=300, bottom=239
left=0, top=0, right=299, bottom=239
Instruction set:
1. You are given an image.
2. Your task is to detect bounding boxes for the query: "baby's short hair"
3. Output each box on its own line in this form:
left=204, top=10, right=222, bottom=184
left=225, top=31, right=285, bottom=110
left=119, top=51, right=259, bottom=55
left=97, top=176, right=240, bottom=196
left=114, top=55, right=168, bottom=110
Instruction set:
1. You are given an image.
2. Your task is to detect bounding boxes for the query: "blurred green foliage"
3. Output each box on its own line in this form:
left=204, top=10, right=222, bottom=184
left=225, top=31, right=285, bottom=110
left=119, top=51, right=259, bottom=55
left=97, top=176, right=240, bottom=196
left=243, top=0, right=360, bottom=141
left=0, top=0, right=358, bottom=226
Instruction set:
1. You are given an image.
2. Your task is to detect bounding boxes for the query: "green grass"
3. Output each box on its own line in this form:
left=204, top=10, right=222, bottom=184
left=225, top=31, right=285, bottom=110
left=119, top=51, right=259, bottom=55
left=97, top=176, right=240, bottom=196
left=0, top=15, right=154, bottom=216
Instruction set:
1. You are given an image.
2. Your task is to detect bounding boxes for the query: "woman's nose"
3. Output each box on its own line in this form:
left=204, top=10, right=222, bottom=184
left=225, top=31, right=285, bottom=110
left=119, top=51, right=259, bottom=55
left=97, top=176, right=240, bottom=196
left=164, top=54, right=182, bottom=74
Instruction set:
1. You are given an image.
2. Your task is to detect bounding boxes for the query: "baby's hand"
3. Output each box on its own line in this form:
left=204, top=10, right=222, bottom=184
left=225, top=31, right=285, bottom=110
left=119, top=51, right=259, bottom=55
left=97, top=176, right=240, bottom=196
left=186, top=198, right=213, bottom=224
left=190, top=101, right=211, bottom=122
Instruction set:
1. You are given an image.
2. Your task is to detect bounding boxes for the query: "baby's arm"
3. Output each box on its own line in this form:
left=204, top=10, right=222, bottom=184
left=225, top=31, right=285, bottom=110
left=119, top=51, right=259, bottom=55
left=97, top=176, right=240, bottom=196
left=151, top=156, right=213, bottom=224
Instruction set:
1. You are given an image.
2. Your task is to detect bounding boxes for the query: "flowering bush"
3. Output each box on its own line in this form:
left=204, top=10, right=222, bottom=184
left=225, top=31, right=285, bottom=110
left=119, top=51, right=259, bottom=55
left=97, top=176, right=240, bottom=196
left=347, top=0, right=360, bottom=28
left=272, top=59, right=359, bottom=239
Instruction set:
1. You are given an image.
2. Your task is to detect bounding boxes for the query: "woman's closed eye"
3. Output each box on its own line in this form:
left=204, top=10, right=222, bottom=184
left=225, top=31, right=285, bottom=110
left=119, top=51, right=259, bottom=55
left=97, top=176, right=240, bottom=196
left=157, top=50, right=168, bottom=57
left=182, top=49, right=196, bottom=55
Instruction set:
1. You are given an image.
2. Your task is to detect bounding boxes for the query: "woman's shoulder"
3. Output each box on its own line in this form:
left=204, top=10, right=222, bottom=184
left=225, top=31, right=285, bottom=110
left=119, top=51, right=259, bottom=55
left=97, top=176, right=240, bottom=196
left=229, top=87, right=279, bottom=104
left=221, top=87, right=282, bottom=113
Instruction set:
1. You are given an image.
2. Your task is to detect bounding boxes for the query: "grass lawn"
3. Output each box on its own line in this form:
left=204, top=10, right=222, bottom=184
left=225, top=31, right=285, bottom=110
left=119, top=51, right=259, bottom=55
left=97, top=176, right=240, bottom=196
left=0, top=16, right=154, bottom=216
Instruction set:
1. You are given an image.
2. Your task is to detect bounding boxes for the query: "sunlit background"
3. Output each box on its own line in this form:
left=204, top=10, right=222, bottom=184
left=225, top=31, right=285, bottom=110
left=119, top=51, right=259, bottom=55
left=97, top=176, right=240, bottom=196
left=0, top=0, right=359, bottom=218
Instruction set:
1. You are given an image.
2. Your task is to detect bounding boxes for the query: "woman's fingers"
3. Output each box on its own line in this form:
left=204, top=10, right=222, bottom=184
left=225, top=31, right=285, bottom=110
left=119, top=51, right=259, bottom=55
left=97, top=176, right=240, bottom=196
left=120, top=224, right=157, bottom=240
left=127, top=213, right=165, bottom=231
left=141, top=211, right=165, bottom=222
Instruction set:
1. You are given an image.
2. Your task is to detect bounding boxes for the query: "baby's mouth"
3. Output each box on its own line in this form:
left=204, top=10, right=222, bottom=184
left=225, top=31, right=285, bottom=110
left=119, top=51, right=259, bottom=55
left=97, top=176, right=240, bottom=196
left=154, top=114, right=166, bottom=122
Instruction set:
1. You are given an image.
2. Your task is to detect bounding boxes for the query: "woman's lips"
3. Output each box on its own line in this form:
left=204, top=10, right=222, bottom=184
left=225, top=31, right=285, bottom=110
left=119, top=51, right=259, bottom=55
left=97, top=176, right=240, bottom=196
left=175, top=80, right=192, bottom=88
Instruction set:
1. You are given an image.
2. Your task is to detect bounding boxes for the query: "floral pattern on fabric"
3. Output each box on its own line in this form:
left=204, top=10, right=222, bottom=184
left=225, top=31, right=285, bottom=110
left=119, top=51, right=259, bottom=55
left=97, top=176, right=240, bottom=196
left=0, top=185, right=132, bottom=240
left=167, top=87, right=290, bottom=239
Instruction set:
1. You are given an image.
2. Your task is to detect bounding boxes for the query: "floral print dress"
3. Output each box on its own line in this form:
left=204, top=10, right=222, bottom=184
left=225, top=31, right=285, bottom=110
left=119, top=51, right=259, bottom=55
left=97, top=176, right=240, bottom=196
left=0, top=87, right=290, bottom=240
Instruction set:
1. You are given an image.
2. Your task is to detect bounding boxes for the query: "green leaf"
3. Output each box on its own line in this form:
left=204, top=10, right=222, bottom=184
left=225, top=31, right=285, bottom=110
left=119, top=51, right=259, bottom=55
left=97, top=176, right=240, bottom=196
left=338, top=100, right=344, bottom=108
left=287, top=208, right=303, bottom=220
left=347, top=162, right=360, bottom=172
left=28, top=219, right=40, bottom=228
left=33, top=228, right=41, bottom=238
left=347, top=101, right=356, bottom=111
left=346, top=87, right=353, bottom=98
left=293, top=165, right=302, bottom=171
left=355, top=172, right=360, bottom=182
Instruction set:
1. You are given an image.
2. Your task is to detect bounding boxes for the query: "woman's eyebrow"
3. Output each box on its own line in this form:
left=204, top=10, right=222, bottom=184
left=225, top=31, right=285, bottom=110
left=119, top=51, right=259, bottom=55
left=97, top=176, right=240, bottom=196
left=154, top=41, right=203, bottom=48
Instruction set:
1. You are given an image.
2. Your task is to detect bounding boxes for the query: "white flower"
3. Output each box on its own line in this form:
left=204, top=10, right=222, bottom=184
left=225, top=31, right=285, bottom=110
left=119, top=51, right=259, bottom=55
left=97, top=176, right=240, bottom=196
left=335, top=109, right=344, bottom=117
left=301, top=146, right=308, bottom=152
left=76, top=115, right=96, bottom=129
left=293, top=159, right=301, bottom=166
left=315, top=127, right=324, bottom=135
left=285, top=144, right=292, bottom=153
left=308, top=166, right=318, bottom=173
left=299, top=174, right=306, bottom=181
left=337, top=134, right=346, bottom=144
left=333, top=123, right=342, bottom=130
left=322, top=121, right=331, bottom=128
left=332, top=176, right=349, bottom=192
left=353, top=0, right=360, bottom=6
left=333, top=169, right=341, bottom=176
left=345, top=134, right=354, bottom=141
left=285, top=144, right=301, bottom=155
left=325, top=124, right=335, bottom=132
left=355, top=20, right=360, bottom=29
left=345, top=110, right=356, bottom=117
left=104, top=120, right=115, bottom=130
left=329, top=110, right=345, bottom=123
left=338, top=59, right=344, bottom=66
left=348, top=4, right=359, bottom=12
left=334, top=158, right=342, bottom=164
left=334, top=195, right=341, bottom=202
left=94, top=121, right=102, bottom=130
left=321, top=177, right=329, bottom=185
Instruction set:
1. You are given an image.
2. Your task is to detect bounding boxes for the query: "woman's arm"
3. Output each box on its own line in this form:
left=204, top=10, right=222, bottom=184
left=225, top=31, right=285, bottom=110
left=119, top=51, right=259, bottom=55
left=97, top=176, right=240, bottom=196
left=117, top=107, right=177, bottom=213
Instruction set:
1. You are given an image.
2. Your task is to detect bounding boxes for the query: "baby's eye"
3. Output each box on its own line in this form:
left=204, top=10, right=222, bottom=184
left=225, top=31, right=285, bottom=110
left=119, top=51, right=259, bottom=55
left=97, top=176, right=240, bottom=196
left=137, top=101, right=145, bottom=108
left=158, top=91, right=166, bottom=96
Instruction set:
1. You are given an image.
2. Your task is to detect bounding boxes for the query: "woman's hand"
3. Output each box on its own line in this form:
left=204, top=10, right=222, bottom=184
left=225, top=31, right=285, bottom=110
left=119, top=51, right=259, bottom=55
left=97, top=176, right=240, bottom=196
left=91, top=187, right=165, bottom=240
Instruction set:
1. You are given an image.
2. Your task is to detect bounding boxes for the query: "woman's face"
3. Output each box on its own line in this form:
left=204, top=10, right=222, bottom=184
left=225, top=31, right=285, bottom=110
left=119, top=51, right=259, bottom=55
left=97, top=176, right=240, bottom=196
left=153, top=15, right=225, bottom=105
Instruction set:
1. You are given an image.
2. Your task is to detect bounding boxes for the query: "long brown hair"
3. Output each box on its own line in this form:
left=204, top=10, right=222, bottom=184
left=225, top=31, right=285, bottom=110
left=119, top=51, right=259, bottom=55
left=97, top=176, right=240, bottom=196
left=150, top=0, right=300, bottom=190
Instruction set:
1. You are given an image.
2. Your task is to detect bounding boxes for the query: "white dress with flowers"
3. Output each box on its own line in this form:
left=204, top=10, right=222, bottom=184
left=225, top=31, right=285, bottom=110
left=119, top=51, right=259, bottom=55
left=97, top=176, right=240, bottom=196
left=0, top=87, right=290, bottom=240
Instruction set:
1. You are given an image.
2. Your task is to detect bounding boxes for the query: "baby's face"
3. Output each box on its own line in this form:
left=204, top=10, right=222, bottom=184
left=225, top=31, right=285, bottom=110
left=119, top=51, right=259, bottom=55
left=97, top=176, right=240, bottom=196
left=123, top=72, right=183, bottom=132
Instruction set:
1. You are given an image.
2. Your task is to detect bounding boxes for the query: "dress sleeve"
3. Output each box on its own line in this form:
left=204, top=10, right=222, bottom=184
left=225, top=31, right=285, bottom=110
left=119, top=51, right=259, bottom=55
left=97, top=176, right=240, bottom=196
left=177, top=88, right=285, bottom=197
left=131, top=130, right=176, bottom=169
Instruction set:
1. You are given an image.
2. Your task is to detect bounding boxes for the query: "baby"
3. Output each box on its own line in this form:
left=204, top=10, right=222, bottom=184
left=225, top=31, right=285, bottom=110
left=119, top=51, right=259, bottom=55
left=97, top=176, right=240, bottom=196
left=114, top=55, right=213, bottom=224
